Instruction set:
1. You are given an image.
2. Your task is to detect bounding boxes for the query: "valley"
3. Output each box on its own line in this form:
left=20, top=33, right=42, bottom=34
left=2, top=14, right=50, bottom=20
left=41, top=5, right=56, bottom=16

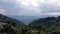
left=0, top=14, right=60, bottom=34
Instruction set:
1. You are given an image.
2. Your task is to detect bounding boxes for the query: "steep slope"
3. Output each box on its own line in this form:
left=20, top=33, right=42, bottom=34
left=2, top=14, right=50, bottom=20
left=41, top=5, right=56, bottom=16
left=0, top=14, right=24, bottom=26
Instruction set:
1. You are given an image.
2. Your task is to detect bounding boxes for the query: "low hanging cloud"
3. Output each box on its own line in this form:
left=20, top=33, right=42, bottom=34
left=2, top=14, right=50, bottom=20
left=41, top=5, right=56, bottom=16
left=0, top=8, right=6, bottom=14
left=0, top=6, right=7, bottom=14
left=0, top=0, right=60, bottom=16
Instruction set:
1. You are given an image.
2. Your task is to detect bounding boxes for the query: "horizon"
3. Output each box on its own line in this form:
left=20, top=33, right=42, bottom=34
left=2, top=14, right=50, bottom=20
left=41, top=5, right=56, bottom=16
left=0, top=0, right=60, bottom=34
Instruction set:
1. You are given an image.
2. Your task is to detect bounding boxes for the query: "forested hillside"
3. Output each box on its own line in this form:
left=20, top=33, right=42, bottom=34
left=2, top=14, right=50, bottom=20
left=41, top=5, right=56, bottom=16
left=29, top=16, right=60, bottom=34
left=0, top=14, right=60, bottom=34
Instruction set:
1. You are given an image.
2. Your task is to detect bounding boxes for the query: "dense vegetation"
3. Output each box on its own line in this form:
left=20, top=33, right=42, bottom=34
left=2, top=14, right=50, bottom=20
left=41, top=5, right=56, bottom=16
left=0, top=14, right=60, bottom=34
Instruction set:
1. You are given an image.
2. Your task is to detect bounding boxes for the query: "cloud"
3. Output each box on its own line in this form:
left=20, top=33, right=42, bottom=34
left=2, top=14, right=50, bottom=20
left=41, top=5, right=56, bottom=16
left=0, top=9, right=5, bottom=13
left=45, top=12, right=60, bottom=15
left=0, top=0, right=20, bottom=15
left=39, top=3, right=60, bottom=16
left=16, top=0, right=60, bottom=16
left=0, top=0, right=60, bottom=16
left=0, top=7, right=7, bottom=14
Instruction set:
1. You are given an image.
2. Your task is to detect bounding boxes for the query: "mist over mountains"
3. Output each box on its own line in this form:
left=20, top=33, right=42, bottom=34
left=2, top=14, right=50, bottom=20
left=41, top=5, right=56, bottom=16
left=8, top=15, right=58, bottom=25
left=9, top=16, right=40, bottom=25
left=1, top=14, right=60, bottom=34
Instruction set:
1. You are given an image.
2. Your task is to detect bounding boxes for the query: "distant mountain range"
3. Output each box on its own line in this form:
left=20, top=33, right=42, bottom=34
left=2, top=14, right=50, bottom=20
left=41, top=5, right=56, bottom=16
left=9, top=15, right=56, bottom=25
left=4, top=15, right=59, bottom=25
left=9, top=16, right=42, bottom=25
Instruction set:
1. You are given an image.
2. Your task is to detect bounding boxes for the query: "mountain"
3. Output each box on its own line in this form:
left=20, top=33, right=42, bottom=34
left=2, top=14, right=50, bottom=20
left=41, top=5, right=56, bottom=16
left=0, top=14, right=24, bottom=26
left=9, top=16, right=42, bottom=25
left=29, top=16, right=60, bottom=29
left=8, top=15, right=56, bottom=25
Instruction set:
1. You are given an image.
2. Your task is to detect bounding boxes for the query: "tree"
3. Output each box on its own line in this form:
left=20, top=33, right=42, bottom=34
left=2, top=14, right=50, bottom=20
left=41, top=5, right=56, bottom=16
left=34, top=24, right=43, bottom=34
left=51, top=30, right=60, bottom=34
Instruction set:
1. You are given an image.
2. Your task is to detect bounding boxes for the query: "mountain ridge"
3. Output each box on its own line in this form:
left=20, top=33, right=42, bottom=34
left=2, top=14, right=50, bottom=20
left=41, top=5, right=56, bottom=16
left=0, top=14, right=25, bottom=26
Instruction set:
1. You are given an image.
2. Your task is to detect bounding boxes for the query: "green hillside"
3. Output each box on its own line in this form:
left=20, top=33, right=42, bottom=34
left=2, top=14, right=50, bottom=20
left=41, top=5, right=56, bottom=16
left=0, top=14, right=60, bottom=34
left=29, top=16, right=60, bottom=34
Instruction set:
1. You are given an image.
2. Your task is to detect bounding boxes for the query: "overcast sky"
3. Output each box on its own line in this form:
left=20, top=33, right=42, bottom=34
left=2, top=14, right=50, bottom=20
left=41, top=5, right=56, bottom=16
left=0, top=0, right=60, bottom=16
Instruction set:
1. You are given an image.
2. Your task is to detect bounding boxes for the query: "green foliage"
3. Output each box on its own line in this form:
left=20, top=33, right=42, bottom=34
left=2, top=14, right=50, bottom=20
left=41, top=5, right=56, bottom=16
left=1, top=14, right=60, bottom=34
left=51, top=30, right=60, bottom=34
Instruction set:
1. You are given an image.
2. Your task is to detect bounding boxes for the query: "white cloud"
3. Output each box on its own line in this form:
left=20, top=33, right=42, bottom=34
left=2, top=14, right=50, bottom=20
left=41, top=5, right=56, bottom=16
left=17, top=0, right=40, bottom=7
left=44, top=12, right=60, bottom=15
left=16, top=0, right=60, bottom=16
left=0, top=0, right=60, bottom=16
left=18, top=0, right=57, bottom=6
left=0, top=6, right=7, bottom=14
left=17, top=0, right=60, bottom=7
left=0, top=8, right=6, bottom=14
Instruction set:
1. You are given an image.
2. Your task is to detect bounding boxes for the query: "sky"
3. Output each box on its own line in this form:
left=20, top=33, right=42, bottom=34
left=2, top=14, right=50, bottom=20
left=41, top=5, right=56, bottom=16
left=0, top=0, right=60, bottom=16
